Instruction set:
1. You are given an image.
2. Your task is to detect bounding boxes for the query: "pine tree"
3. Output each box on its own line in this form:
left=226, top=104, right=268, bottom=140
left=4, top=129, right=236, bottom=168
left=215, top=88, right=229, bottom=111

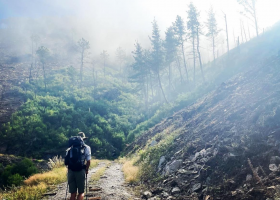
left=187, top=2, right=200, bottom=85
left=206, top=6, right=219, bottom=62
left=149, top=19, right=168, bottom=104
left=130, top=42, right=149, bottom=108
left=173, top=15, right=188, bottom=82
left=164, top=26, right=177, bottom=90
left=77, top=38, right=90, bottom=86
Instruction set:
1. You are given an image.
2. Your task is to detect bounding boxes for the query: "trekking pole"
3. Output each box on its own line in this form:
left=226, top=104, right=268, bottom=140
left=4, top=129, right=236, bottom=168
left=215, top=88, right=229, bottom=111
left=65, top=169, right=68, bottom=200
left=86, top=174, right=88, bottom=200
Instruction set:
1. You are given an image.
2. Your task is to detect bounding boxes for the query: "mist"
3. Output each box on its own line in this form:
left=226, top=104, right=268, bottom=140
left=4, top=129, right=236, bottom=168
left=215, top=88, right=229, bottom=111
left=1, top=0, right=280, bottom=62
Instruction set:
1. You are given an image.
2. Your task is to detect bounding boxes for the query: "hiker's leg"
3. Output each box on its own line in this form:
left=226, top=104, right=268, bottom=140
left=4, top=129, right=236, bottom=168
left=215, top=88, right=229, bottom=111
left=77, top=193, right=84, bottom=200
left=70, top=193, right=77, bottom=200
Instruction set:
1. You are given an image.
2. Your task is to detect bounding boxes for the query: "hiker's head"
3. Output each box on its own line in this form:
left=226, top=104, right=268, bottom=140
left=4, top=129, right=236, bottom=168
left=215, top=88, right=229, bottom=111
left=78, top=132, right=88, bottom=140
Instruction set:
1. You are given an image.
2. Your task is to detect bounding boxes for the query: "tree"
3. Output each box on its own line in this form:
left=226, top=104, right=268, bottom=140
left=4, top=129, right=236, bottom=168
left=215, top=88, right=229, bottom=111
left=77, top=38, right=90, bottom=86
left=130, top=42, right=149, bottom=110
left=36, top=46, right=50, bottom=90
left=115, top=47, right=126, bottom=72
left=164, top=26, right=178, bottom=90
left=149, top=19, right=168, bottom=104
left=206, top=6, right=219, bottom=62
left=100, top=50, right=109, bottom=77
left=196, top=27, right=205, bottom=82
left=173, top=15, right=188, bottom=81
left=187, top=2, right=200, bottom=85
left=237, top=0, right=259, bottom=37
left=223, top=13, right=230, bottom=56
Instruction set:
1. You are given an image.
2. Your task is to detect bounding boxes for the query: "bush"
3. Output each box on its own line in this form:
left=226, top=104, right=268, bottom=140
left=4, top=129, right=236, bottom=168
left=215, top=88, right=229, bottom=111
left=0, top=158, right=38, bottom=187
left=7, top=173, right=23, bottom=186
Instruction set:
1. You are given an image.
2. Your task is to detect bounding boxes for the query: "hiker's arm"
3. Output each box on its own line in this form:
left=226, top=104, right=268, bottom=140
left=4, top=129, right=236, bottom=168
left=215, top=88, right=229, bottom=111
left=86, top=160, right=90, bottom=174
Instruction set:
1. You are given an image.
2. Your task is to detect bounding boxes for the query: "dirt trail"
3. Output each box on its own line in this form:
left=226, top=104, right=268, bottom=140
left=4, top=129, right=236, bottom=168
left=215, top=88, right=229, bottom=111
left=42, top=162, right=138, bottom=200
left=42, top=162, right=106, bottom=200
left=88, top=162, right=138, bottom=200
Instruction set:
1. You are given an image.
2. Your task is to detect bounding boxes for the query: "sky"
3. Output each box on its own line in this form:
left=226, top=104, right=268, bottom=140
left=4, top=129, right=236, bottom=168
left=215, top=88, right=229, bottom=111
left=1, top=0, right=280, bottom=58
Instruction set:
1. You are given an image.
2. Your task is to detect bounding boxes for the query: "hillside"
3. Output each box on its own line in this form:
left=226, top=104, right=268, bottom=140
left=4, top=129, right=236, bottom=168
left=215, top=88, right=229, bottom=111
left=126, top=40, right=280, bottom=199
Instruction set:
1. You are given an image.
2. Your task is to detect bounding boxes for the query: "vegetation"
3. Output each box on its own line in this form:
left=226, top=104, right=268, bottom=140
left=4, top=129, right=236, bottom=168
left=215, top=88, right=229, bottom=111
left=0, top=158, right=99, bottom=200
left=120, top=157, right=140, bottom=184
left=0, top=158, right=38, bottom=187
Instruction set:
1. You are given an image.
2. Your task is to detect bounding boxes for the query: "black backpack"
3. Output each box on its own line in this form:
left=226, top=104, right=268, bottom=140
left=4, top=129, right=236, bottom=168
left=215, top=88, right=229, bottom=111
left=65, top=136, right=86, bottom=171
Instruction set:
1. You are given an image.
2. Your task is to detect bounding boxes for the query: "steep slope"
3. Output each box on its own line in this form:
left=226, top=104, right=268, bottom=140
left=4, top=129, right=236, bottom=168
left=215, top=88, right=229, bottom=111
left=127, top=55, right=280, bottom=199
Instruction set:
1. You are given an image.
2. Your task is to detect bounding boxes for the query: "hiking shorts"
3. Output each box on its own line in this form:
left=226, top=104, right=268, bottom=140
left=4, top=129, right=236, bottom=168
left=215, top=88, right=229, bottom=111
left=68, top=169, right=86, bottom=194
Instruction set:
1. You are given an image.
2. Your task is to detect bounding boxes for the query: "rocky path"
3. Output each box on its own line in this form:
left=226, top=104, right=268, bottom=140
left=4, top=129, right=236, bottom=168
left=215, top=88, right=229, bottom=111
left=42, top=162, right=138, bottom=200
left=88, top=162, right=137, bottom=200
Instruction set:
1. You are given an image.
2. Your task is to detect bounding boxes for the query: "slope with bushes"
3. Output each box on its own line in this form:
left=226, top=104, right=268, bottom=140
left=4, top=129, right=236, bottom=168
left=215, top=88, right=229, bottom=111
left=125, top=25, right=280, bottom=199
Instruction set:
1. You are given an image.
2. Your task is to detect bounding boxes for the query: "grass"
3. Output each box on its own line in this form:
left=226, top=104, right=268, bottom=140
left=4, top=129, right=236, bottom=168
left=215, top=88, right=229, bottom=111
left=90, top=160, right=110, bottom=182
left=0, top=158, right=99, bottom=200
left=121, top=158, right=140, bottom=184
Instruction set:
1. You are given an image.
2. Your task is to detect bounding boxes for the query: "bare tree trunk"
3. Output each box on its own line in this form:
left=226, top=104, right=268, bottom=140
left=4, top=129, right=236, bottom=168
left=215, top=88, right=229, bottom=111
left=196, top=28, right=205, bottom=83
left=157, top=70, right=168, bottom=104
left=192, top=36, right=196, bottom=85
left=252, top=0, right=259, bottom=37
left=181, top=43, right=189, bottom=82
left=242, top=21, right=247, bottom=42
left=176, top=54, right=183, bottom=84
left=224, top=14, right=230, bottom=56
left=240, top=21, right=244, bottom=43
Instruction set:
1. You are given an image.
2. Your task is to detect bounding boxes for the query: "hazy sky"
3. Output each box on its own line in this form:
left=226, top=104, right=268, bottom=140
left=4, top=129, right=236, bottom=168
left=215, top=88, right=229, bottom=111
left=1, top=0, right=280, bottom=57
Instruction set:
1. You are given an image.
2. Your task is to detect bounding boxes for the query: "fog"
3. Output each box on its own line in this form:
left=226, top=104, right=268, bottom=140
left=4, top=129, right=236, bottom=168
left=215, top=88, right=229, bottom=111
left=1, top=0, right=280, bottom=61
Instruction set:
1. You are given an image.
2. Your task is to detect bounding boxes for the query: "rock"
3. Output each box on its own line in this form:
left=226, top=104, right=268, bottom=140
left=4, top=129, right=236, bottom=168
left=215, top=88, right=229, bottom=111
left=162, top=191, right=169, bottom=198
left=167, top=196, right=174, bottom=200
left=158, top=156, right=165, bottom=171
left=150, top=140, right=157, bottom=147
left=192, top=183, right=201, bottom=192
left=143, top=191, right=152, bottom=199
left=171, top=187, right=180, bottom=194
left=269, top=164, right=278, bottom=171
left=246, top=174, right=252, bottom=181
left=178, top=169, right=193, bottom=174
left=231, top=191, right=237, bottom=196
left=165, top=160, right=182, bottom=175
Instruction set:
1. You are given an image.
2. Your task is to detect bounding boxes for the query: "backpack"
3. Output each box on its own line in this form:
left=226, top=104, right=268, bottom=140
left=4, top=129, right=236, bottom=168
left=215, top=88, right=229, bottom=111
left=65, top=136, right=86, bottom=171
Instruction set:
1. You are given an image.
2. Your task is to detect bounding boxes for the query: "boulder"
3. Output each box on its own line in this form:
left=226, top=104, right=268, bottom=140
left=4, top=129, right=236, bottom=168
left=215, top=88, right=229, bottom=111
left=158, top=156, right=165, bottom=171
left=171, top=187, right=181, bottom=194
left=165, top=160, right=182, bottom=175
left=143, top=191, right=152, bottom=199
left=269, top=164, right=278, bottom=172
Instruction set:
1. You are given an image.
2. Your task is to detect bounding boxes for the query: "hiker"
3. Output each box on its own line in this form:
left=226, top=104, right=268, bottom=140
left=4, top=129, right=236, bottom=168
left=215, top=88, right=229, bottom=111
left=65, top=132, right=91, bottom=200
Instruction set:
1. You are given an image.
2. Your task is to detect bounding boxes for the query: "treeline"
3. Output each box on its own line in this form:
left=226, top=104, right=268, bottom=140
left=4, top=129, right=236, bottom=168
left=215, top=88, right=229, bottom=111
left=0, top=0, right=260, bottom=159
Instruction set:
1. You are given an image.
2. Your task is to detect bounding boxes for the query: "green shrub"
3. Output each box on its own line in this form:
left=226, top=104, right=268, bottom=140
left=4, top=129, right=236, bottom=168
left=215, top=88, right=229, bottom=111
left=7, top=173, right=23, bottom=186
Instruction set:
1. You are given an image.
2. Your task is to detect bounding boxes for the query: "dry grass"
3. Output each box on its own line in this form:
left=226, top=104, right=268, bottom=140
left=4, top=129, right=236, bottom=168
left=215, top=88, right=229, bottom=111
left=24, top=167, right=67, bottom=186
left=91, top=166, right=107, bottom=182
left=90, top=159, right=100, bottom=169
left=0, top=183, right=47, bottom=200
left=0, top=158, right=99, bottom=199
left=90, top=160, right=111, bottom=182
left=121, top=158, right=140, bottom=184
